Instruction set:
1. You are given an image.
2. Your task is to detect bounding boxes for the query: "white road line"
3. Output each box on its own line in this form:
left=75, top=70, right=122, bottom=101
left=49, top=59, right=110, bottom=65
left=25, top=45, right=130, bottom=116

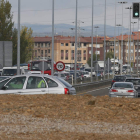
left=86, top=87, right=109, bottom=93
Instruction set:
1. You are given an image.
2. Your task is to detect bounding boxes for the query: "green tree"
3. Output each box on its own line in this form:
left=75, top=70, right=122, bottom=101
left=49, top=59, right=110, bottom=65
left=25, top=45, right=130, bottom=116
left=0, top=0, right=14, bottom=41
left=106, top=51, right=115, bottom=60
left=87, top=54, right=100, bottom=67
left=12, top=26, right=34, bottom=65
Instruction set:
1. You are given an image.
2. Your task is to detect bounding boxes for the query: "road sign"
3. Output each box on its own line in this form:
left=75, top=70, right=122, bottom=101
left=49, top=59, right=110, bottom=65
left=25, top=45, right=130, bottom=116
left=55, top=61, right=65, bottom=71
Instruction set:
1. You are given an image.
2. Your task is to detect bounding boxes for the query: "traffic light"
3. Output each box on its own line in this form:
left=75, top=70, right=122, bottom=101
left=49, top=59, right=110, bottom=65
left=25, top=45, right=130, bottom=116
left=133, top=3, right=140, bottom=18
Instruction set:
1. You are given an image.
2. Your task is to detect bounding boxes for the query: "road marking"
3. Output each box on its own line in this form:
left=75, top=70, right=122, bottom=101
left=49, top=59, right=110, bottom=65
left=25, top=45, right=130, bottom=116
left=86, top=87, right=109, bottom=93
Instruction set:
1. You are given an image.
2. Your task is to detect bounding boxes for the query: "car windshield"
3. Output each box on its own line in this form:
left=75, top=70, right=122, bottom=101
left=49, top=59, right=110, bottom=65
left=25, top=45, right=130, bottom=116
left=114, top=76, right=125, bottom=80
left=113, top=83, right=133, bottom=88
left=2, top=69, right=21, bottom=76
left=125, top=79, right=140, bottom=85
left=56, top=77, right=72, bottom=88
left=0, top=77, right=8, bottom=82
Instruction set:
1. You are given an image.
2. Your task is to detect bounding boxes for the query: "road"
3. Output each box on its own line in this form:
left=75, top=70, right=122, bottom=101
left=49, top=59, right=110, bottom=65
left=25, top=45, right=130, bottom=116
left=78, top=86, right=109, bottom=96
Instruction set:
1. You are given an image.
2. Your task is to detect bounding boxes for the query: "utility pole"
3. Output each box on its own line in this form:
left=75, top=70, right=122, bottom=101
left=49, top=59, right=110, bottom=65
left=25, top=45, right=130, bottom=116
left=104, top=0, right=106, bottom=80
left=17, top=0, right=20, bottom=75
left=131, top=22, right=137, bottom=69
left=118, top=1, right=127, bottom=75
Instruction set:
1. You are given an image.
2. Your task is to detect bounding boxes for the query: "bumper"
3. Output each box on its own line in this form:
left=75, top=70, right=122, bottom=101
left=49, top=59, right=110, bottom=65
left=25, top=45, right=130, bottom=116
left=109, top=94, right=136, bottom=98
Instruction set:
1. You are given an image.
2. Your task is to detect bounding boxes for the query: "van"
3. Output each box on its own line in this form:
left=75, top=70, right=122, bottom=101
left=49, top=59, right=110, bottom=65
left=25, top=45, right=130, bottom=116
left=1, top=67, right=25, bottom=76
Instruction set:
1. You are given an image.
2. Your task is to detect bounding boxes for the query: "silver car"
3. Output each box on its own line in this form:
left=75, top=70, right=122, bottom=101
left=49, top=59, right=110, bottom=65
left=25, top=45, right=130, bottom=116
left=0, top=74, right=76, bottom=95
left=109, top=82, right=138, bottom=98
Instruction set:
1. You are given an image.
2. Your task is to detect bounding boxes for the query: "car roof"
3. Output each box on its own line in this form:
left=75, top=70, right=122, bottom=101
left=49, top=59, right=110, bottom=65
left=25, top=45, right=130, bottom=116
left=3, top=67, right=24, bottom=69
left=114, top=82, right=133, bottom=84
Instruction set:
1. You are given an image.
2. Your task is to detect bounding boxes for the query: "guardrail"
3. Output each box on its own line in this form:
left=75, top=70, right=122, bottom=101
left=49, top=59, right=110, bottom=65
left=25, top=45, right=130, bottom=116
left=73, top=79, right=112, bottom=93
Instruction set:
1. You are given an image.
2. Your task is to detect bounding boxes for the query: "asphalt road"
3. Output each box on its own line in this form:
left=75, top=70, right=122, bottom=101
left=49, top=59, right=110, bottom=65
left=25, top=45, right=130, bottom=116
left=78, top=86, right=109, bottom=96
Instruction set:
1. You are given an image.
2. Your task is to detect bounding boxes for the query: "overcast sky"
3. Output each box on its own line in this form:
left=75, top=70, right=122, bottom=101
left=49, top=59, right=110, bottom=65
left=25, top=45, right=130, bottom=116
left=8, top=0, right=140, bottom=35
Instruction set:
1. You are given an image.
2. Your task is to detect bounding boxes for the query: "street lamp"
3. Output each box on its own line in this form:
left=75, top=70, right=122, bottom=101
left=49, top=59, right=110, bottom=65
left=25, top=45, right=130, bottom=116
left=118, top=1, right=127, bottom=75
left=104, top=0, right=106, bottom=80
left=94, top=26, right=99, bottom=81
left=116, top=24, right=122, bottom=62
left=91, top=0, right=94, bottom=82
left=131, top=21, right=137, bottom=68
left=125, top=6, right=132, bottom=74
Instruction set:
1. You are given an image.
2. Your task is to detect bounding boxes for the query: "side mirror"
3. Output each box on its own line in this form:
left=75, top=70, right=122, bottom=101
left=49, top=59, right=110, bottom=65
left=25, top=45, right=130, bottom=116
left=1, top=86, right=8, bottom=90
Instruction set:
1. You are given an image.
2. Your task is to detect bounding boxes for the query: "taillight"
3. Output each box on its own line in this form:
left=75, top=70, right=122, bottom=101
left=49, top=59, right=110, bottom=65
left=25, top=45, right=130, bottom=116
left=127, top=90, right=134, bottom=92
left=111, top=89, right=118, bottom=92
left=112, top=80, right=116, bottom=83
left=64, top=88, right=69, bottom=94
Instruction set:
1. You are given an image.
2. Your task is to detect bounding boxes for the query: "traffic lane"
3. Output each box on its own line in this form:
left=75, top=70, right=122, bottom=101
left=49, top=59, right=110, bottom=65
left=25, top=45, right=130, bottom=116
left=79, top=87, right=109, bottom=96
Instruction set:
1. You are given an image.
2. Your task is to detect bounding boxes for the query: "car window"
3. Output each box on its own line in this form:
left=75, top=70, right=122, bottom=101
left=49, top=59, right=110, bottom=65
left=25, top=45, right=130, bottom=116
left=5, top=77, right=26, bottom=90
left=113, top=83, right=133, bottom=88
left=114, top=76, right=125, bottom=80
left=26, top=76, right=46, bottom=89
left=0, top=77, right=9, bottom=82
left=2, top=69, right=21, bottom=76
left=0, top=78, right=11, bottom=89
left=56, top=77, right=72, bottom=88
left=44, top=77, right=58, bottom=88
left=126, top=79, right=140, bottom=85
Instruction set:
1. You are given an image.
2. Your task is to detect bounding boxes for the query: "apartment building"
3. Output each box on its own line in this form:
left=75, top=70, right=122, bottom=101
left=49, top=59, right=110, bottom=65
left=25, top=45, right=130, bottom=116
left=33, top=36, right=105, bottom=65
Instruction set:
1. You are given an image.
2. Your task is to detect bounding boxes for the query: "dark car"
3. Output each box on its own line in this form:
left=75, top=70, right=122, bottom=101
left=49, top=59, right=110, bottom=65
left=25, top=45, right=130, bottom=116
left=111, top=75, right=126, bottom=87
left=125, top=78, right=140, bottom=97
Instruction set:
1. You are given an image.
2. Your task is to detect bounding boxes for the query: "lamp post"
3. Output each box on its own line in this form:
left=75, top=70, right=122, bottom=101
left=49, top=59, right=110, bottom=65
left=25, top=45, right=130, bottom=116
left=131, top=22, right=137, bottom=68
left=118, top=1, right=127, bottom=75
left=91, top=0, right=94, bottom=82
left=113, top=0, right=116, bottom=77
left=74, top=0, right=78, bottom=84
left=125, top=6, right=132, bottom=74
left=104, top=0, right=106, bottom=80
left=137, top=19, right=139, bottom=75
left=51, top=0, right=54, bottom=76
left=94, top=26, right=99, bottom=81
left=17, top=0, right=20, bottom=75
left=116, top=24, right=121, bottom=62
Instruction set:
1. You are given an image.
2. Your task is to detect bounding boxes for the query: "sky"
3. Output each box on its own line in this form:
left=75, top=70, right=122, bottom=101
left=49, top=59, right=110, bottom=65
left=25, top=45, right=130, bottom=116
left=8, top=0, right=140, bottom=36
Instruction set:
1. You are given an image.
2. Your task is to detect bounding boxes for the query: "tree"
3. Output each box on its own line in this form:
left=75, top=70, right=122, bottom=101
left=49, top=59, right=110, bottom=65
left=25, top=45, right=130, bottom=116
left=87, top=54, right=100, bottom=67
left=12, top=26, right=34, bottom=65
left=106, top=51, right=115, bottom=60
left=0, top=0, right=14, bottom=41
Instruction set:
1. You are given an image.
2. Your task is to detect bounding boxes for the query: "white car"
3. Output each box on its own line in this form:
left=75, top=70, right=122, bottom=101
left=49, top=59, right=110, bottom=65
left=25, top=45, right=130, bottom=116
left=84, top=71, right=90, bottom=78
left=0, top=74, right=76, bottom=95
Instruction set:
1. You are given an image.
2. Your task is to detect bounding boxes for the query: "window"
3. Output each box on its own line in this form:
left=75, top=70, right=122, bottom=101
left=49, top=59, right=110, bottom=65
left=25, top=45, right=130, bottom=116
left=131, top=49, right=133, bottom=53
left=0, top=78, right=11, bottom=89
left=61, top=50, right=64, bottom=60
left=26, top=76, right=46, bottom=89
left=96, top=44, right=100, bottom=48
left=38, top=49, right=40, bottom=53
left=61, top=43, right=64, bottom=46
left=48, top=49, right=50, bottom=53
left=110, top=42, right=114, bottom=46
left=6, top=77, right=26, bottom=90
left=41, top=43, right=43, bottom=47
left=77, top=50, right=81, bottom=61
left=35, top=43, right=37, bottom=46
left=72, top=43, right=74, bottom=46
left=65, top=50, right=68, bottom=60
left=89, top=50, right=91, bottom=54
left=95, top=51, right=100, bottom=54
left=41, top=50, right=43, bottom=57
left=84, top=43, right=87, bottom=46
left=35, top=50, right=37, bottom=57
left=66, top=43, right=68, bottom=46
left=45, top=50, right=47, bottom=57
left=45, top=43, right=47, bottom=47
left=71, top=50, right=74, bottom=60
left=44, top=77, right=58, bottom=88
left=83, top=50, right=86, bottom=60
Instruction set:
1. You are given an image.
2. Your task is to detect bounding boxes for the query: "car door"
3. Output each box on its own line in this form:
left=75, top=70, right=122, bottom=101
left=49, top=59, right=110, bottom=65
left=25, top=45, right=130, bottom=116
left=44, top=77, right=64, bottom=94
left=21, top=76, right=48, bottom=95
left=0, top=76, right=26, bottom=94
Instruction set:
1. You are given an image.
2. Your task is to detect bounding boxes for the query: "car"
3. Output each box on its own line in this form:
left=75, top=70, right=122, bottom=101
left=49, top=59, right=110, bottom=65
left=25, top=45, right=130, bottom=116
left=0, top=74, right=76, bottom=95
left=0, top=77, right=11, bottom=89
left=109, top=82, right=138, bottom=98
left=111, top=75, right=126, bottom=87
left=84, top=71, right=90, bottom=78
left=1, top=67, right=25, bottom=76
left=125, top=78, right=140, bottom=97
left=54, top=72, right=66, bottom=80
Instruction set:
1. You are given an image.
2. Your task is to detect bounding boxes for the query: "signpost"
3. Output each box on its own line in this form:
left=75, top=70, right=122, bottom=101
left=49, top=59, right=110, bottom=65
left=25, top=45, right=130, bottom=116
left=55, top=61, right=65, bottom=72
